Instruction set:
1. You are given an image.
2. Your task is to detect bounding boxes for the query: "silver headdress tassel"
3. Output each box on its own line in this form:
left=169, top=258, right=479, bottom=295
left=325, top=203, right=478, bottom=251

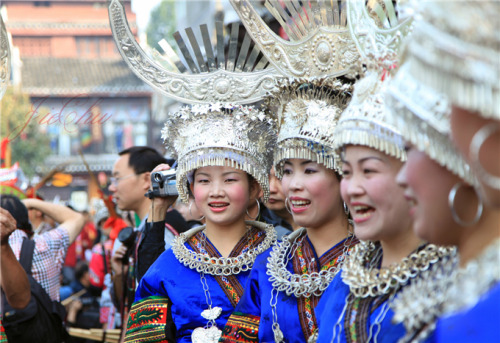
left=387, top=63, right=478, bottom=187
left=0, top=15, right=11, bottom=100
left=109, top=0, right=280, bottom=203
left=334, top=0, right=413, bottom=162
left=405, top=1, right=499, bottom=120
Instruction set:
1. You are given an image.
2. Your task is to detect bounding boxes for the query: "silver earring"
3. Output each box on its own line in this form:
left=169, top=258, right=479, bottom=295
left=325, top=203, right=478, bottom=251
left=189, top=202, right=205, bottom=221
left=469, top=123, right=500, bottom=190
left=246, top=199, right=260, bottom=221
left=343, top=202, right=350, bottom=216
left=448, top=182, right=483, bottom=226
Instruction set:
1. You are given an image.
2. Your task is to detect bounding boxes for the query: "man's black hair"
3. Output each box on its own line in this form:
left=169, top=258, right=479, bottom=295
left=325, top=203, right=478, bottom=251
left=0, top=194, right=33, bottom=234
left=118, top=146, right=175, bottom=174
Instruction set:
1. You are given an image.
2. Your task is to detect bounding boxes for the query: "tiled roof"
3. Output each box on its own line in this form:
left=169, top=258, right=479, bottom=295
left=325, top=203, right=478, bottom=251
left=36, top=154, right=117, bottom=174
left=21, top=57, right=152, bottom=96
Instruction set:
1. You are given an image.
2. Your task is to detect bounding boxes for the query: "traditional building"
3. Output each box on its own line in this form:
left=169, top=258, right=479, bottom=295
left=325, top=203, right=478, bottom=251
left=2, top=0, right=153, bottom=207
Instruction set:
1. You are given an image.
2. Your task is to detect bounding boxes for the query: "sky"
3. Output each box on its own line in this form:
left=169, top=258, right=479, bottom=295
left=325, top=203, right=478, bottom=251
left=132, top=0, right=163, bottom=33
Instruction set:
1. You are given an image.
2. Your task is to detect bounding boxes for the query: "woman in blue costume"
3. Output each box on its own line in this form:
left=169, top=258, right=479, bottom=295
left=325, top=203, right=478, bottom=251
left=385, top=2, right=500, bottom=342
left=314, top=3, right=451, bottom=342
left=220, top=78, right=360, bottom=343
left=123, top=104, right=277, bottom=343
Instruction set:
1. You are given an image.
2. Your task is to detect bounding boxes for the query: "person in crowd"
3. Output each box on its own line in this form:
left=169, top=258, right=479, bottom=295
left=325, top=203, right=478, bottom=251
left=1, top=195, right=85, bottom=301
left=107, top=146, right=178, bottom=329
left=221, top=78, right=359, bottom=342
left=385, top=2, right=500, bottom=342
left=27, top=196, right=55, bottom=235
left=0, top=207, right=31, bottom=340
left=124, top=103, right=277, bottom=342
left=260, top=166, right=298, bottom=237
left=173, top=196, right=204, bottom=229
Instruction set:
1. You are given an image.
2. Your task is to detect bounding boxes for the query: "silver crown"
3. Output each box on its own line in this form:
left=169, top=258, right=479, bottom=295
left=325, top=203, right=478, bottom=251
left=268, top=77, right=353, bottom=177
left=161, top=104, right=277, bottom=203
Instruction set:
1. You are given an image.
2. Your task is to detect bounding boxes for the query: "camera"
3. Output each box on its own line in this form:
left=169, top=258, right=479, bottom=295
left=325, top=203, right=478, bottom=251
left=145, top=169, right=178, bottom=198
left=117, top=226, right=137, bottom=263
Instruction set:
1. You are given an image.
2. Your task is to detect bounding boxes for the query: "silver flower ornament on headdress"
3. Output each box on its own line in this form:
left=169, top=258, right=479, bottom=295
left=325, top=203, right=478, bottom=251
left=0, top=15, right=11, bottom=100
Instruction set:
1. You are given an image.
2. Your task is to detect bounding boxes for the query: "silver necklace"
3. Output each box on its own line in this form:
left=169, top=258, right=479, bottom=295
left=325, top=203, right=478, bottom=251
left=179, top=221, right=275, bottom=343
left=267, top=227, right=356, bottom=342
left=342, top=241, right=453, bottom=298
left=172, top=220, right=276, bottom=276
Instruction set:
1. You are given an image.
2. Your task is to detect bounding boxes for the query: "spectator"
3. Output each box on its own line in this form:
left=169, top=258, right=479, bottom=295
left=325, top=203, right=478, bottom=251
left=0, top=207, right=31, bottom=309
left=2, top=195, right=85, bottom=301
left=28, top=204, right=54, bottom=235
left=107, top=147, right=178, bottom=326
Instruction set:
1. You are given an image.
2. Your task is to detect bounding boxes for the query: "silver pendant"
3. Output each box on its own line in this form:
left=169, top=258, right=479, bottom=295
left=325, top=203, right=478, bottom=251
left=192, top=326, right=222, bottom=343
left=201, top=306, right=222, bottom=321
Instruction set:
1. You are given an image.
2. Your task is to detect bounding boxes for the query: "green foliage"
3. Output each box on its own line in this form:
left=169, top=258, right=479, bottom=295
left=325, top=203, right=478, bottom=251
left=1, top=87, right=51, bottom=178
left=146, top=0, right=177, bottom=52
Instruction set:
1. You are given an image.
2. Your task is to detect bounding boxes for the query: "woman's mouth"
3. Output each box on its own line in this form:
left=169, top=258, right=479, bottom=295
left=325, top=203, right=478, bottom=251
left=209, top=202, right=229, bottom=212
left=290, top=198, right=311, bottom=213
left=351, top=204, right=375, bottom=223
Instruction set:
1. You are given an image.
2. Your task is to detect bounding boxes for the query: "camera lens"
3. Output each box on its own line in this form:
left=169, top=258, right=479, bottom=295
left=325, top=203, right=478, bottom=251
left=153, top=173, right=163, bottom=182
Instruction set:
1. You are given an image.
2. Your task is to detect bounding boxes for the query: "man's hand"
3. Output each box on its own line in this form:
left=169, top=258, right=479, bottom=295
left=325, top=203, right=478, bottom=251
left=111, top=245, right=128, bottom=276
left=148, top=163, right=178, bottom=222
left=0, top=208, right=18, bottom=245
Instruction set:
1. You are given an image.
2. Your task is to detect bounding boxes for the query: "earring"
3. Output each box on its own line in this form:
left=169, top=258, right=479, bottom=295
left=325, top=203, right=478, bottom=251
left=448, top=182, right=483, bottom=226
left=343, top=202, right=350, bottom=216
left=285, top=197, right=292, bottom=215
left=246, top=199, right=260, bottom=221
left=469, top=123, right=500, bottom=190
left=189, top=202, right=205, bottom=222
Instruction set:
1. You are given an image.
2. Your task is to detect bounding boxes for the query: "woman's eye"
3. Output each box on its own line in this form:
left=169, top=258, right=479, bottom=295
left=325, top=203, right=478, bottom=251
left=342, top=170, right=351, bottom=176
left=305, top=168, right=316, bottom=174
left=283, top=169, right=292, bottom=175
left=225, top=178, right=237, bottom=183
left=197, top=179, right=209, bottom=184
left=404, top=144, right=412, bottom=153
left=363, top=169, right=375, bottom=174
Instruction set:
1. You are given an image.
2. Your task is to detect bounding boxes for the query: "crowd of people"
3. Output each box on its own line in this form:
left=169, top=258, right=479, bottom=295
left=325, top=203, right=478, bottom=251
left=1, top=1, right=499, bottom=343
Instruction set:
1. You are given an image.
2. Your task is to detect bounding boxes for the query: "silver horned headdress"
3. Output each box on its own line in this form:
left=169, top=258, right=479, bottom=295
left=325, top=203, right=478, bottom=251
left=334, top=0, right=413, bottom=161
left=109, top=0, right=280, bottom=202
left=405, top=1, right=499, bottom=120
left=387, top=63, right=478, bottom=186
left=269, top=77, right=353, bottom=177
left=230, top=0, right=360, bottom=79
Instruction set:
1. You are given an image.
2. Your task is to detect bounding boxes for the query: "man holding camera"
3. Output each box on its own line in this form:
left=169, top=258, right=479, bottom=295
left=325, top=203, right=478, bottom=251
left=108, top=146, right=184, bottom=331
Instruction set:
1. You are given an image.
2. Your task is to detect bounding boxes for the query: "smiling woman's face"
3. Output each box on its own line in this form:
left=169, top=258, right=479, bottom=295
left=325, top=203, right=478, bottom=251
left=280, top=159, right=343, bottom=230
left=340, top=146, right=411, bottom=242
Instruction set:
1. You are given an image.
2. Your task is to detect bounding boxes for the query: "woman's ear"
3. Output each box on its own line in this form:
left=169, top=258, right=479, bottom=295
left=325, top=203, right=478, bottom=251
left=250, top=180, right=262, bottom=200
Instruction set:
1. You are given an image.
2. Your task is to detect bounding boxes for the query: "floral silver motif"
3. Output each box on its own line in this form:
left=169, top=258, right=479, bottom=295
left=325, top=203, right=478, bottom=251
left=192, top=326, right=222, bottom=343
left=172, top=221, right=276, bottom=276
left=201, top=307, right=222, bottom=321
left=230, top=0, right=360, bottom=78
left=342, top=241, right=454, bottom=298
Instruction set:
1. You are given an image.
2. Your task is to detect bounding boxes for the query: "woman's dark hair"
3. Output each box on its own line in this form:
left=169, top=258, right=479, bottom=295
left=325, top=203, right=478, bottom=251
left=0, top=194, right=33, bottom=234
